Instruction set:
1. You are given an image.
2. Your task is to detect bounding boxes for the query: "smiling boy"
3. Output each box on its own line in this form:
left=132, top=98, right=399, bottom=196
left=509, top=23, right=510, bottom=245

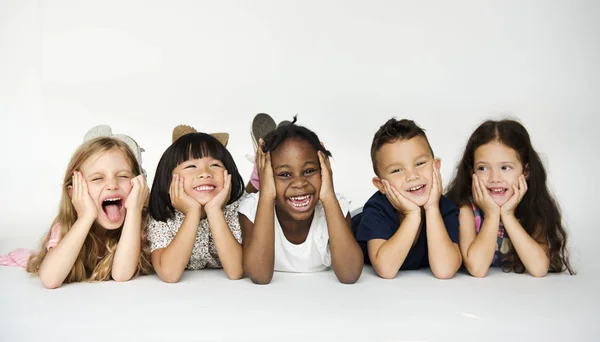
left=352, top=118, right=461, bottom=279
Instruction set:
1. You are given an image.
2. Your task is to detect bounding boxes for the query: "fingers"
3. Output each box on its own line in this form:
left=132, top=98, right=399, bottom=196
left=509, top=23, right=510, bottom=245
left=472, top=174, right=482, bottom=202
left=223, top=170, right=231, bottom=191
left=431, top=164, right=439, bottom=190
left=265, top=150, right=272, bottom=169
left=382, top=179, right=401, bottom=206
left=169, top=174, right=178, bottom=204
left=519, top=174, right=528, bottom=198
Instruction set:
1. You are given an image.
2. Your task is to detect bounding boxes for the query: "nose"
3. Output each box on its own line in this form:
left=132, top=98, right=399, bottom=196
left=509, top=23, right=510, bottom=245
left=405, top=168, right=419, bottom=182
left=291, top=175, right=307, bottom=189
left=196, top=168, right=213, bottom=179
left=107, top=176, right=119, bottom=190
left=489, top=169, right=501, bottom=183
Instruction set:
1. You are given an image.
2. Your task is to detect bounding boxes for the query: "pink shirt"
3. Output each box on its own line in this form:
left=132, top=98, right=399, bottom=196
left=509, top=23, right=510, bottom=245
left=0, top=223, right=61, bottom=267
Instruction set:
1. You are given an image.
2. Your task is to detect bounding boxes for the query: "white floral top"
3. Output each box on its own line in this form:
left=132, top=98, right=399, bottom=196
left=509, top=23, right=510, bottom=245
left=146, top=200, right=242, bottom=270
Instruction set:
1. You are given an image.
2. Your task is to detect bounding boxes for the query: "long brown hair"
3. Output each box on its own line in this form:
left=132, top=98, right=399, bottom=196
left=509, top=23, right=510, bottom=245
left=27, top=137, right=153, bottom=282
left=446, top=119, right=574, bottom=275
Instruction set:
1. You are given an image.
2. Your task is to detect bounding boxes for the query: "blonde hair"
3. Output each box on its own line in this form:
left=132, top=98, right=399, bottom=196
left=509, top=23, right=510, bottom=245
left=26, top=137, right=153, bottom=282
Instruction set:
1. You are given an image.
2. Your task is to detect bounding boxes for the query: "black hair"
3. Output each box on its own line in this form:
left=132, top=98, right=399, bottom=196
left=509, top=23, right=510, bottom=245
left=370, top=118, right=434, bottom=176
left=262, top=122, right=332, bottom=158
left=149, top=132, right=244, bottom=222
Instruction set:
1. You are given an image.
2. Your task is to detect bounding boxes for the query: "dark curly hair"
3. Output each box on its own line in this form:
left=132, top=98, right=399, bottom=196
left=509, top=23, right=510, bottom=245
left=262, top=119, right=332, bottom=158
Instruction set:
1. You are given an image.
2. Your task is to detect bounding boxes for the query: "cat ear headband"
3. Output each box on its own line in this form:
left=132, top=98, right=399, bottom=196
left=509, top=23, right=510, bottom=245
left=172, top=124, right=229, bottom=146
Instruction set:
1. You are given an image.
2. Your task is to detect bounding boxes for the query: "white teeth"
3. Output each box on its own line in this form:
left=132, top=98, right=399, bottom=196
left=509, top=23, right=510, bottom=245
left=104, top=197, right=121, bottom=202
left=408, top=185, right=424, bottom=191
left=289, top=195, right=311, bottom=207
left=490, top=188, right=505, bottom=193
left=194, top=185, right=215, bottom=191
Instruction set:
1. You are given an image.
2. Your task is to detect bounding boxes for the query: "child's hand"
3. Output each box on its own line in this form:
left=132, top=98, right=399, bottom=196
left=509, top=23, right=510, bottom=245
left=71, top=171, right=97, bottom=221
left=382, top=179, right=421, bottom=217
left=204, top=170, right=232, bottom=213
left=472, top=174, right=500, bottom=217
left=169, top=174, right=201, bottom=215
left=424, top=160, right=442, bottom=211
left=124, top=175, right=149, bottom=212
left=256, top=139, right=276, bottom=200
left=501, top=174, right=528, bottom=217
left=318, top=148, right=336, bottom=202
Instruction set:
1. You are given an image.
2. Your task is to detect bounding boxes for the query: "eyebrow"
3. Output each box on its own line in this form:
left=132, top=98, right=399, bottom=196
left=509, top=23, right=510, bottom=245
left=274, top=160, right=319, bottom=170
left=383, top=154, right=430, bottom=170
left=475, top=161, right=516, bottom=165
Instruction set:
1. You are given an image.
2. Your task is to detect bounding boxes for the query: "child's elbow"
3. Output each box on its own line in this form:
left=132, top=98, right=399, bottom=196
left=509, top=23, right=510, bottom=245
left=40, top=275, right=63, bottom=289
left=432, top=269, right=457, bottom=280
left=249, top=273, right=273, bottom=285
left=246, top=268, right=273, bottom=284
left=529, top=267, right=548, bottom=278
left=157, top=268, right=183, bottom=283
left=112, top=273, right=133, bottom=283
left=338, top=273, right=361, bottom=284
left=374, top=265, right=398, bottom=279
left=465, top=262, right=490, bottom=278
left=225, top=268, right=244, bottom=281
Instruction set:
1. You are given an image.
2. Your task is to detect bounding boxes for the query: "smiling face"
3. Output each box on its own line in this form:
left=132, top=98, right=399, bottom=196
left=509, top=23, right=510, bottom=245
left=270, top=138, right=322, bottom=222
left=474, top=141, right=525, bottom=206
left=373, top=136, right=436, bottom=207
left=172, top=156, right=225, bottom=205
left=78, top=149, right=134, bottom=230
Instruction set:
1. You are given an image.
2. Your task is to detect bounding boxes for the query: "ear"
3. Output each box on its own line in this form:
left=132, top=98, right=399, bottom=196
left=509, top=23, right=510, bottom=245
left=523, top=163, right=530, bottom=180
left=67, top=185, right=73, bottom=198
left=434, top=158, right=441, bottom=170
left=372, top=176, right=386, bottom=194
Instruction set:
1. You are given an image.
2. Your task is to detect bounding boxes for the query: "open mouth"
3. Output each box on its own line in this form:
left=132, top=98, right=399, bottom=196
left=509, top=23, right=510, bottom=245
left=102, top=197, right=124, bottom=223
left=406, top=184, right=426, bottom=195
left=287, top=194, right=313, bottom=212
left=487, top=187, right=508, bottom=196
left=194, top=185, right=216, bottom=192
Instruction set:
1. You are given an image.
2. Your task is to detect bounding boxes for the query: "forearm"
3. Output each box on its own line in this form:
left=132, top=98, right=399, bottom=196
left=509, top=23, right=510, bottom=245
left=372, top=214, right=421, bottom=279
left=243, top=195, right=275, bottom=284
left=502, top=214, right=549, bottom=277
left=112, top=211, right=142, bottom=282
left=463, top=213, right=500, bottom=277
left=321, top=198, right=363, bottom=284
left=154, top=211, right=201, bottom=282
left=206, top=208, right=243, bottom=280
left=38, top=217, right=94, bottom=289
left=425, top=207, right=461, bottom=279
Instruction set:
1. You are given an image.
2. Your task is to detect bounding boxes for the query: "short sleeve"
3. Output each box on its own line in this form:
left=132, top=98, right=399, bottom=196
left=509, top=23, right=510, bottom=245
left=313, top=193, right=350, bottom=267
left=46, top=223, right=61, bottom=250
left=223, top=200, right=243, bottom=244
left=146, top=216, right=176, bottom=252
left=354, top=193, right=397, bottom=242
left=237, top=192, right=259, bottom=223
left=337, top=193, right=351, bottom=217
left=440, top=196, right=460, bottom=244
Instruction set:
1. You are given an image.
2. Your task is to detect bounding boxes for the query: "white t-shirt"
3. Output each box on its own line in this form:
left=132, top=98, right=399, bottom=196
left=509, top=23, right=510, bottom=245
left=238, top=192, right=350, bottom=273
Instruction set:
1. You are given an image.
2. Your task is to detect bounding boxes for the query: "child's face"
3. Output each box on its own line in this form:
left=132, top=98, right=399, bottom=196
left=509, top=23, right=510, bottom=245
left=270, top=138, right=322, bottom=222
left=474, top=141, right=525, bottom=207
left=79, top=149, right=134, bottom=230
left=172, top=156, right=226, bottom=205
left=374, top=136, right=435, bottom=207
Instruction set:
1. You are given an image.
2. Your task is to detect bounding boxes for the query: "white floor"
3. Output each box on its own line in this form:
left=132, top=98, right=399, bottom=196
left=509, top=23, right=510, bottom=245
left=1, top=237, right=598, bottom=342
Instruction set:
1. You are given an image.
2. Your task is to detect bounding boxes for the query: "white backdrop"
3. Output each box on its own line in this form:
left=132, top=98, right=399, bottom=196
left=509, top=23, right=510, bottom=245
left=1, top=0, right=598, bottom=273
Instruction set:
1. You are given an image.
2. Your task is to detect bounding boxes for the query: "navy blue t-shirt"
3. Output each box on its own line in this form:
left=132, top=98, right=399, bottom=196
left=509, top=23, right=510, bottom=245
left=352, top=191, right=459, bottom=270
